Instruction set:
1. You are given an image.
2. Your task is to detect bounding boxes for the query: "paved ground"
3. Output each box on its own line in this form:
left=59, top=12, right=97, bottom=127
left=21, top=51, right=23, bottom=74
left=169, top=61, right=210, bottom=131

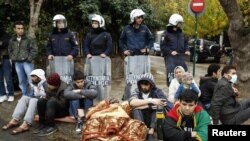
left=1, top=55, right=245, bottom=141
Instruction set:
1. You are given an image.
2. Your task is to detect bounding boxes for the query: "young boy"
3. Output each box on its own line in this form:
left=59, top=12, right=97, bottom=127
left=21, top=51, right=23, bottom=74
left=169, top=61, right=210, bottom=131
left=163, top=89, right=211, bottom=141
left=64, top=71, right=98, bottom=134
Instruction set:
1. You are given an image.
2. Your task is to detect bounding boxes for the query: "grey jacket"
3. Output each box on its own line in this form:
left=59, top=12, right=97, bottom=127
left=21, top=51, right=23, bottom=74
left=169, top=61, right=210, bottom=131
left=64, top=80, right=98, bottom=100
left=210, top=77, right=240, bottom=124
left=8, top=35, right=37, bottom=62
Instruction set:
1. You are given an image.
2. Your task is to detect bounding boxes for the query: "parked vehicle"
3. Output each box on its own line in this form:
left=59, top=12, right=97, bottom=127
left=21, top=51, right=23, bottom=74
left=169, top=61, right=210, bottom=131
left=153, top=42, right=162, bottom=56
left=152, top=31, right=164, bottom=56
left=189, top=39, right=222, bottom=63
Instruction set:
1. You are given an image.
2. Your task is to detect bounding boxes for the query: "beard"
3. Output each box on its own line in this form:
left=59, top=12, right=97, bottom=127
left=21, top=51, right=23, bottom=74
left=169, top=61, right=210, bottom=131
left=141, top=88, right=150, bottom=93
left=32, top=80, right=40, bottom=85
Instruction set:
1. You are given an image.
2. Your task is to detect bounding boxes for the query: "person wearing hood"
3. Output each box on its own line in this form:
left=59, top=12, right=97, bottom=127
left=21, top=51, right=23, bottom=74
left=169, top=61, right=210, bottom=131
left=34, top=73, right=69, bottom=136
left=174, top=72, right=200, bottom=103
left=83, top=14, right=112, bottom=58
left=129, top=73, right=170, bottom=141
left=119, top=9, right=154, bottom=55
left=199, top=64, right=221, bottom=111
left=168, top=66, right=199, bottom=106
left=160, top=14, right=190, bottom=86
left=46, top=14, right=79, bottom=61
left=64, top=71, right=98, bottom=134
left=168, top=66, right=186, bottom=104
left=2, top=69, right=46, bottom=135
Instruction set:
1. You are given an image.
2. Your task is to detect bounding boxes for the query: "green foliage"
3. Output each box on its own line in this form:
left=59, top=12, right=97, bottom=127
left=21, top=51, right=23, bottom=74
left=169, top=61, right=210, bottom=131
left=0, top=0, right=161, bottom=69
left=149, top=0, right=228, bottom=38
left=238, top=0, right=250, bottom=27
left=77, top=0, right=161, bottom=53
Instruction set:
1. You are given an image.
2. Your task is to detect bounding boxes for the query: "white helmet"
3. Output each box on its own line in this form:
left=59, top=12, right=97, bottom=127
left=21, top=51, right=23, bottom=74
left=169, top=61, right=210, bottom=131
left=91, top=14, right=105, bottom=28
left=130, top=9, right=145, bottom=23
left=53, top=14, right=67, bottom=28
left=167, top=13, right=184, bottom=26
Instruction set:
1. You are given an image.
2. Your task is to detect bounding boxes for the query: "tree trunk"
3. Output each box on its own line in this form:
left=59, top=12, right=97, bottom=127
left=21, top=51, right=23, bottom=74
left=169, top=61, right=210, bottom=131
left=28, top=0, right=43, bottom=38
left=219, top=0, right=250, bottom=97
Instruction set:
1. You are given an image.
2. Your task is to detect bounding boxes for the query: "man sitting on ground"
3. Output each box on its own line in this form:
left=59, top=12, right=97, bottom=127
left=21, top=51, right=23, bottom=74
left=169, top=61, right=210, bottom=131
left=2, top=69, right=46, bottom=135
left=33, top=73, right=69, bottom=136
left=129, top=73, right=170, bottom=141
left=163, top=89, right=211, bottom=141
left=64, top=71, right=98, bottom=134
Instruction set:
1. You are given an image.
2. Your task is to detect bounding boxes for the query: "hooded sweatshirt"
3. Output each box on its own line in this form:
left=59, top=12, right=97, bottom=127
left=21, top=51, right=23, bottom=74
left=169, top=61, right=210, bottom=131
left=168, top=66, right=200, bottom=104
left=168, top=66, right=185, bottom=103
left=129, top=73, right=173, bottom=108
left=29, top=69, right=46, bottom=97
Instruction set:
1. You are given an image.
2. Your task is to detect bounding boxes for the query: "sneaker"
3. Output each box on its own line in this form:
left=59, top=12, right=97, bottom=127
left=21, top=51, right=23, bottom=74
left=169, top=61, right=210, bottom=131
left=0, top=95, right=7, bottom=103
left=37, top=126, right=58, bottom=136
left=7, top=96, right=14, bottom=102
left=75, top=121, right=83, bottom=134
left=33, top=125, right=45, bottom=134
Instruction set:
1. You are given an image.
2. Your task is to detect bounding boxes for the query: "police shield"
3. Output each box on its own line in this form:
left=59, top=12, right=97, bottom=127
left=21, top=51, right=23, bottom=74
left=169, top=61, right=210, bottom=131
left=48, top=56, right=74, bottom=84
left=84, top=56, right=111, bottom=101
left=123, top=55, right=150, bottom=100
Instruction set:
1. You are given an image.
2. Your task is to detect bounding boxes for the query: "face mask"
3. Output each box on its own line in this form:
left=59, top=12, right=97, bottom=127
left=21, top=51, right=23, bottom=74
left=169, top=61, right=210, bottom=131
left=230, top=74, right=237, bottom=83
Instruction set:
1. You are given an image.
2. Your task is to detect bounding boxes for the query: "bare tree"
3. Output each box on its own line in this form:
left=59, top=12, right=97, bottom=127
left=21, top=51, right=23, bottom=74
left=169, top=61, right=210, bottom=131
left=28, top=0, right=43, bottom=38
left=219, top=0, right=250, bottom=97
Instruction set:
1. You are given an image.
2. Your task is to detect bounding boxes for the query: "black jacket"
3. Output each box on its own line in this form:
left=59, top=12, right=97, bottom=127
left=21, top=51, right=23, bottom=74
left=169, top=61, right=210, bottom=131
left=210, top=77, right=240, bottom=124
left=0, top=31, right=11, bottom=58
left=199, top=76, right=218, bottom=105
left=83, top=28, right=112, bottom=56
left=46, top=28, right=79, bottom=57
left=45, top=81, right=69, bottom=110
left=160, top=26, right=189, bottom=56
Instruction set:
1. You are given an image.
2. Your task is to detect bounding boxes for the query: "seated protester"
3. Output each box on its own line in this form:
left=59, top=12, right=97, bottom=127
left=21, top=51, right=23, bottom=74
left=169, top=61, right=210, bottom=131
left=2, top=69, right=46, bottom=135
left=199, top=64, right=221, bottom=111
left=210, top=65, right=250, bottom=125
left=129, top=73, right=170, bottom=141
left=33, top=73, right=69, bottom=136
left=175, top=72, right=200, bottom=103
left=64, top=71, right=98, bottom=134
left=168, top=66, right=186, bottom=104
left=163, top=89, right=211, bottom=141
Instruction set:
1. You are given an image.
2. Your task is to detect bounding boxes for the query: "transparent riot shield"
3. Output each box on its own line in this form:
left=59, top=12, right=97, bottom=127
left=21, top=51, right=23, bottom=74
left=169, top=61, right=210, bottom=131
left=123, top=55, right=150, bottom=100
left=84, top=56, right=111, bottom=101
left=48, top=56, right=74, bottom=84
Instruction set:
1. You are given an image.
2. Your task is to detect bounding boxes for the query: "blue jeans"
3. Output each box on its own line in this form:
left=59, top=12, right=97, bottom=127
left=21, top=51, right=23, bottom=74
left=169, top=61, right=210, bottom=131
left=69, top=99, right=93, bottom=118
left=0, top=59, right=14, bottom=96
left=15, top=62, right=34, bottom=96
left=164, top=55, right=187, bottom=86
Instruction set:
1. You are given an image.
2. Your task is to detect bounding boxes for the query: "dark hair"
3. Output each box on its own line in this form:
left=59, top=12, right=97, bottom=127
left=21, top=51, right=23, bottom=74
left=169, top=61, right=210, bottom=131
left=179, top=89, right=198, bottom=103
left=139, top=80, right=150, bottom=85
left=207, top=63, right=221, bottom=76
left=221, top=65, right=236, bottom=76
left=73, top=71, right=84, bottom=81
left=13, top=21, right=24, bottom=28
